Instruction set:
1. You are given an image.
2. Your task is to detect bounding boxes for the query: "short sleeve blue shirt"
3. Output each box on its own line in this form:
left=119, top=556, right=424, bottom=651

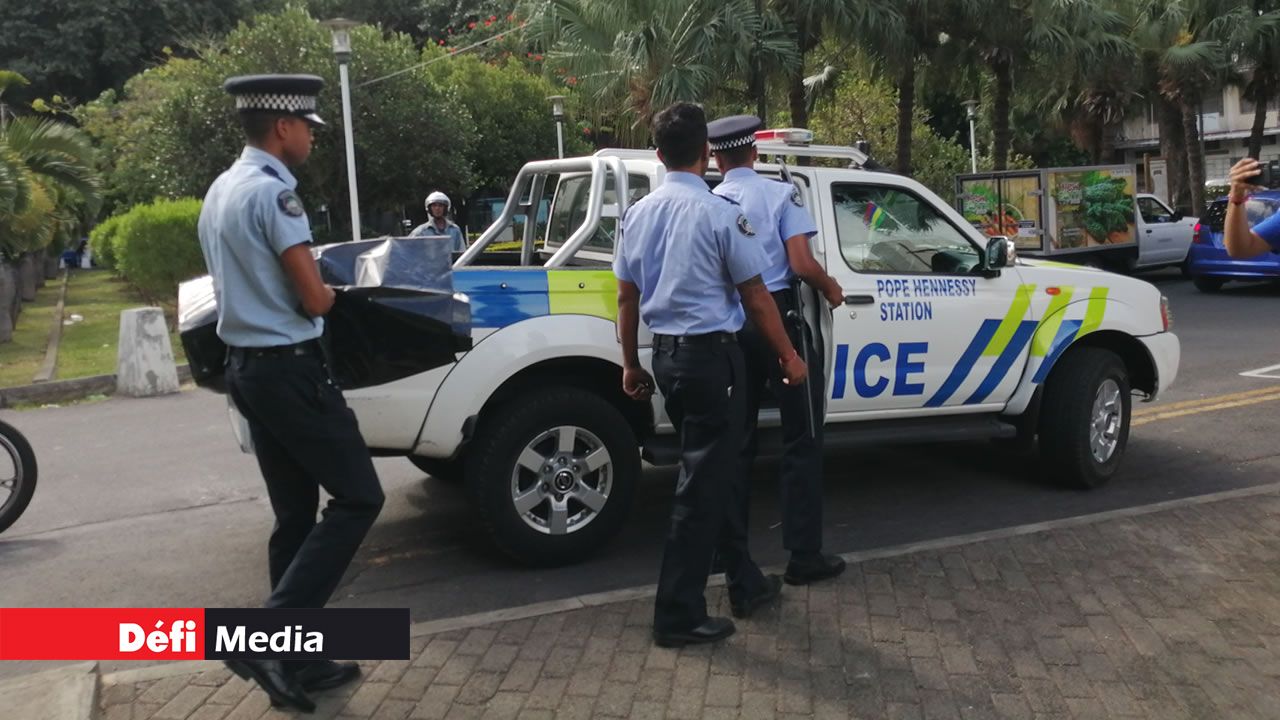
left=713, top=167, right=818, bottom=292
left=197, top=146, right=322, bottom=347
left=410, top=219, right=466, bottom=252
left=613, top=171, right=770, bottom=335
left=1249, top=207, right=1280, bottom=252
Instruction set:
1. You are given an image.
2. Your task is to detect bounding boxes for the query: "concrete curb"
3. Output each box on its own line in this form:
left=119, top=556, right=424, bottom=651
left=0, top=661, right=98, bottom=720
left=94, top=480, right=1280, bottom=690
left=0, top=365, right=192, bottom=408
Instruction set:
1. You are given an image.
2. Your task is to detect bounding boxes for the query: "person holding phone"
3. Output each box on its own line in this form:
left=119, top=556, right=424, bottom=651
left=1223, top=157, right=1280, bottom=258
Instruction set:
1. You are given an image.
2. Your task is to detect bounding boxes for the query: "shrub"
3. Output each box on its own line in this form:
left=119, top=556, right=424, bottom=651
left=88, top=213, right=127, bottom=270
left=114, top=197, right=206, bottom=302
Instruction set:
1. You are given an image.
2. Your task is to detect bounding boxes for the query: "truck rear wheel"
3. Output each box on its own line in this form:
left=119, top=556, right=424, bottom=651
left=467, top=386, right=639, bottom=566
left=1038, top=347, right=1131, bottom=489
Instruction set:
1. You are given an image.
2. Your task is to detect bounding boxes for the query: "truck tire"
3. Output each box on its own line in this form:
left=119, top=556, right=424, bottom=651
left=1193, top=276, right=1224, bottom=293
left=1038, top=347, right=1130, bottom=489
left=466, top=387, right=639, bottom=566
left=408, top=456, right=464, bottom=484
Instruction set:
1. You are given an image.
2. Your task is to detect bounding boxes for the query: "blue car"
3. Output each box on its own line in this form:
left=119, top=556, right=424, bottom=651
left=1187, top=190, right=1280, bottom=292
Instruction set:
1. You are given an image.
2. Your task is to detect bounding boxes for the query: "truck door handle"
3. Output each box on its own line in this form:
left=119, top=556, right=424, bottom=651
left=844, top=295, right=875, bottom=305
left=1145, top=229, right=1153, bottom=233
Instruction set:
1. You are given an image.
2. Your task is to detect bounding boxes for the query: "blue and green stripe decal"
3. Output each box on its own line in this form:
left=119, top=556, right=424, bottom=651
left=922, top=283, right=1109, bottom=406
left=1029, top=286, right=1108, bottom=383
left=454, top=269, right=618, bottom=329
left=925, top=284, right=1036, bottom=407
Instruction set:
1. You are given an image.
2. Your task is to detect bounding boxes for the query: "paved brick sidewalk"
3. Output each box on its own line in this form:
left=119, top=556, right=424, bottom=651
left=100, top=488, right=1280, bottom=720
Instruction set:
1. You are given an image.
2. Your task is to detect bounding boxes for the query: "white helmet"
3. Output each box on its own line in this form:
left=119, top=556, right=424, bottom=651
left=425, top=191, right=450, bottom=211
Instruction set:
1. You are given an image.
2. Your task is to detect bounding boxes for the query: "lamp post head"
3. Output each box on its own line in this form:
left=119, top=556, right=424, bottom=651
left=322, top=18, right=360, bottom=61
left=962, top=99, right=980, bottom=121
left=547, top=95, right=566, bottom=121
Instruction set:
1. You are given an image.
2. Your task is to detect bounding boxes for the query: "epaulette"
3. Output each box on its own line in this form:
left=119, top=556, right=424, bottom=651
left=711, top=192, right=740, bottom=206
left=260, top=165, right=283, bottom=181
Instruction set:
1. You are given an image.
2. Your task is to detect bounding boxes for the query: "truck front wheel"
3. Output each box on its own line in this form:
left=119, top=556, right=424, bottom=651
left=467, top=387, right=639, bottom=566
left=1038, top=347, right=1131, bottom=489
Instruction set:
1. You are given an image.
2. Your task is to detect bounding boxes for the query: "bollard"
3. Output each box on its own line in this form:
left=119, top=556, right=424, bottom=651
left=116, top=307, right=180, bottom=397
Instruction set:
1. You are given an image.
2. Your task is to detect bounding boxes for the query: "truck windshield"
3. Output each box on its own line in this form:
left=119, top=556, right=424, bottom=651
left=545, top=174, right=651, bottom=253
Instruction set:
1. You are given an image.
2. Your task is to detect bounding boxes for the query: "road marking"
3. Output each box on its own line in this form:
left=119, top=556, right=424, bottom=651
left=1133, top=385, right=1280, bottom=417
left=1241, top=362, right=1280, bottom=380
left=1134, top=388, right=1280, bottom=426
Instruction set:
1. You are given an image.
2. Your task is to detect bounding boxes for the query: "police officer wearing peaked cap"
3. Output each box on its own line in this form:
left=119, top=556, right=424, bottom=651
left=198, top=74, right=384, bottom=712
left=708, top=114, right=847, bottom=586
left=614, top=102, right=807, bottom=647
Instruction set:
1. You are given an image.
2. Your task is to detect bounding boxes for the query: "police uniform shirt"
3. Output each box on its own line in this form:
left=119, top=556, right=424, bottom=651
left=409, top=219, right=466, bottom=252
left=198, top=145, right=322, bottom=347
left=714, top=167, right=818, bottom=293
left=613, top=171, right=770, bottom=335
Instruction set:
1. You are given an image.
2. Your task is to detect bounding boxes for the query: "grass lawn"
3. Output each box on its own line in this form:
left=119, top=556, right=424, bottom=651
left=0, top=269, right=186, bottom=389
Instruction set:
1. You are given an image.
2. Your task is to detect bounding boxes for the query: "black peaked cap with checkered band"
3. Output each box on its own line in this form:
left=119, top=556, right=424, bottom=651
left=707, top=114, right=763, bottom=152
left=223, top=74, right=326, bottom=126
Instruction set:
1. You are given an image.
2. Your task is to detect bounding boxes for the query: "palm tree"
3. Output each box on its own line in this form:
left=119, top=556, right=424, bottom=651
left=0, top=116, right=101, bottom=340
left=947, top=0, right=1131, bottom=170
left=1133, top=0, right=1226, bottom=215
left=1215, top=0, right=1280, bottom=158
left=524, top=0, right=797, bottom=137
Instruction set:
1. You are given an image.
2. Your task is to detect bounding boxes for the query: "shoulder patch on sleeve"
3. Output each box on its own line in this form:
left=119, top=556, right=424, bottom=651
left=277, top=189, right=305, bottom=217
left=790, top=186, right=805, bottom=208
left=736, top=214, right=756, bottom=236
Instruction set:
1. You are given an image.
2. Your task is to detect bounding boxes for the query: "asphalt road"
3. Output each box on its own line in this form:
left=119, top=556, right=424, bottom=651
left=1, top=269, right=1277, bottom=679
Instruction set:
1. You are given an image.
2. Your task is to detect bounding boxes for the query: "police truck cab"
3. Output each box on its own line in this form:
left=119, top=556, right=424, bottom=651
left=237, top=129, right=1181, bottom=566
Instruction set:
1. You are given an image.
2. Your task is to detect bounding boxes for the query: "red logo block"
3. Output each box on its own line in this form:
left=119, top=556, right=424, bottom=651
left=0, top=609, right=206, bottom=661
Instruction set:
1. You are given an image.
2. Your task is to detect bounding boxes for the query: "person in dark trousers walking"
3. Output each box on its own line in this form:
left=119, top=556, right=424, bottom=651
left=614, top=103, right=807, bottom=648
left=708, top=114, right=847, bottom=586
left=198, top=74, right=384, bottom=712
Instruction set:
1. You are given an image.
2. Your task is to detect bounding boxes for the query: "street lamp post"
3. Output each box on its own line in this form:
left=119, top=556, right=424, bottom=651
left=548, top=95, right=566, bottom=159
left=963, top=99, right=980, bottom=174
left=323, top=18, right=362, bottom=242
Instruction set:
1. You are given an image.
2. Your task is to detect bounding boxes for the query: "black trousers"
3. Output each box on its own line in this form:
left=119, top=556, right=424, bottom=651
left=737, top=289, right=826, bottom=556
left=651, top=334, right=765, bottom=633
left=226, top=346, right=384, bottom=609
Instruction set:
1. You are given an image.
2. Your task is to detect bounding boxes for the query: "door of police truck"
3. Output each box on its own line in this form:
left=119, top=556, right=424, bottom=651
left=816, top=174, right=1034, bottom=417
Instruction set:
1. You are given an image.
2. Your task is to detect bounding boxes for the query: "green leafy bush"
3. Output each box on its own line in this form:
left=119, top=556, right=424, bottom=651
left=114, top=198, right=205, bottom=302
left=88, top=213, right=127, bottom=270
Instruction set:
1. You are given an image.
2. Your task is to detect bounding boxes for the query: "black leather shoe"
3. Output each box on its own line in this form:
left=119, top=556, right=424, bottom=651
left=225, top=659, right=315, bottom=713
left=730, top=574, right=783, bottom=619
left=653, top=617, right=736, bottom=648
left=784, top=553, right=847, bottom=585
left=293, top=660, right=361, bottom=692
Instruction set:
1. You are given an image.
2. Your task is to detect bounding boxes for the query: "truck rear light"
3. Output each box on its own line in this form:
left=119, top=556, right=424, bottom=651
left=1161, top=295, right=1173, bottom=332
left=1192, top=222, right=1204, bottom=244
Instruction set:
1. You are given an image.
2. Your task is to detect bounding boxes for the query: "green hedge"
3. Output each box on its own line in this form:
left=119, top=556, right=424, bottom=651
left=88, top=213, right=127, bottom=270
left=114, top=197, right=206, bottom=301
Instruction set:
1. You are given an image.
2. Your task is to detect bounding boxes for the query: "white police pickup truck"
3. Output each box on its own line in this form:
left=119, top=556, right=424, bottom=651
left=254, top=130, right=1180, bottom=566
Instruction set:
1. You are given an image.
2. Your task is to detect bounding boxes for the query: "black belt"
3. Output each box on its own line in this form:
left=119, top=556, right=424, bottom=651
left=652, top=332, right=737, bottom=350
left=228, top=340, right=323, bottom=359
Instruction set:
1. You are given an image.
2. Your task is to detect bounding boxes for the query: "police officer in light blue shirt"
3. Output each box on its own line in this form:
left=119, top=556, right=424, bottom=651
left=709, top=115, right=848, bottom=586
left=198, top=74, right=381, bottom=711
left=614, top=102, right=807, bottom=648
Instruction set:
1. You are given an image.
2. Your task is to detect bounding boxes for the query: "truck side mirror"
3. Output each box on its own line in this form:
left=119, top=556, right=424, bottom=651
left=1170, top=210, right=1184, bottom=222
left=985, top=236, right=1013, bottom=272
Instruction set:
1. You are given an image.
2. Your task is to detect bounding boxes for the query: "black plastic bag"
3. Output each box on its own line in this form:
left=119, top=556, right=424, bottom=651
left=179, top=236, right=472, bottom=393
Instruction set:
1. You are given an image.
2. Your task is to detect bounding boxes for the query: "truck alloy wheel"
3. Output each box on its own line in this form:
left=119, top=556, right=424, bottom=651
left=1038, top=347, right=1131, bottom=489
left=510, top=425, right=612, bottom=535
left=467, top=386, right=639, bottom=566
